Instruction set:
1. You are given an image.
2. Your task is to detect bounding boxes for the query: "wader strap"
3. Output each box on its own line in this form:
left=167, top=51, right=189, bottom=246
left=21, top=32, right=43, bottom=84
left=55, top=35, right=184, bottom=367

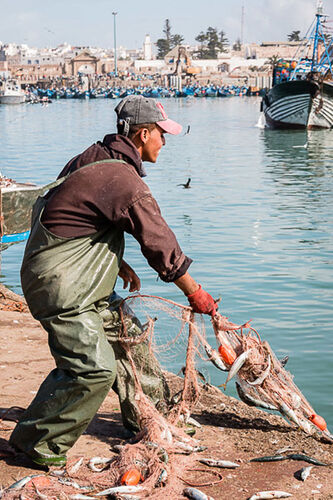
left=41, top=159, right=128, bottom=196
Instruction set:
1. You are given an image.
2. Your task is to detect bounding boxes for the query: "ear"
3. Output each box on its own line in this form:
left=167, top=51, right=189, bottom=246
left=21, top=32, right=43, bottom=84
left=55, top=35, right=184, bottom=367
left=139, top=128, right=150, bottom=144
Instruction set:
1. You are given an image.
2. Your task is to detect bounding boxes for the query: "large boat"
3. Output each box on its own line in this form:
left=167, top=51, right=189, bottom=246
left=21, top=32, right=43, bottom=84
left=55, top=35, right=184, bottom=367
left=262, top=1, right=333, bottom=129
left=0, top=175, right=58, bottom=251
left=0, top=79, right=26, bottom=105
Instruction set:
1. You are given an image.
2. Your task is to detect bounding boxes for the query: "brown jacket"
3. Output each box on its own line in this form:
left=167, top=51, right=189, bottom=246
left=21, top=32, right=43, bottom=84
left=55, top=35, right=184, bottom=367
left=41, top=134, right=192, bottom=282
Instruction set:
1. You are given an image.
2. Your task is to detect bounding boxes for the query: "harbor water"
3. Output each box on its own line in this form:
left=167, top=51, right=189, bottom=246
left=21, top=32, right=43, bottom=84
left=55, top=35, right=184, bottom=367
left=1, top=97, right=332, bottom=428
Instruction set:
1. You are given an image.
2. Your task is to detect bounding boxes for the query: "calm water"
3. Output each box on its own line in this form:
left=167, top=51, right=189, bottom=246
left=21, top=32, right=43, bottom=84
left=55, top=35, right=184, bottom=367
left=1, top=98, right=332, bottom=427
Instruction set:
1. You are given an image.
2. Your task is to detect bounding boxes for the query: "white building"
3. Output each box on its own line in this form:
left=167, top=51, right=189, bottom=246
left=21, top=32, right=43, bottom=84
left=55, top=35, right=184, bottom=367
left=143, top=35, right=152, bottom=61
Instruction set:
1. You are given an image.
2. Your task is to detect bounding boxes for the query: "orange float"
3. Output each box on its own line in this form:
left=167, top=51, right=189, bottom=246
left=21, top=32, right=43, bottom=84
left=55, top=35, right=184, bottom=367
left=218, top=342, right=237, bottom=365
left=120, top=469, right=144, bottom=486
left=309, top=413, right=327, bottom=431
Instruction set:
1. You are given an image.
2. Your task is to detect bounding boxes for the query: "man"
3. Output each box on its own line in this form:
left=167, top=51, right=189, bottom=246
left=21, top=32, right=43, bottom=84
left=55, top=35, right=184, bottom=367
left=9, top=95, right=217, bottom=467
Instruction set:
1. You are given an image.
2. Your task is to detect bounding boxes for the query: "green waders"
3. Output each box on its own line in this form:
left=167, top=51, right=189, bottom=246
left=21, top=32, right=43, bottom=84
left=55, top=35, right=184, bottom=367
left=9, top=161, right=169, bottom=466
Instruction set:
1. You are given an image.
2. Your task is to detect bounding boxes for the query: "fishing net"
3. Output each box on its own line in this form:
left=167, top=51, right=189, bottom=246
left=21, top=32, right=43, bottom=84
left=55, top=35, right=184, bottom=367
left=2, top=293, right=332, bottom=499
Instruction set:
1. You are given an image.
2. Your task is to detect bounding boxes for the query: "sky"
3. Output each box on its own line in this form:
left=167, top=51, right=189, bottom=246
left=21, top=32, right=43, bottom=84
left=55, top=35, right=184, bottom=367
left=1, top=0, right=333, bottom=49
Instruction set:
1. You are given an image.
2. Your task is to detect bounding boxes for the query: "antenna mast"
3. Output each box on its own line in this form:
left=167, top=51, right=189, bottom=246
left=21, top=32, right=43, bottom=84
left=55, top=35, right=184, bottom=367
left=241, top=4, right=245, bottom=45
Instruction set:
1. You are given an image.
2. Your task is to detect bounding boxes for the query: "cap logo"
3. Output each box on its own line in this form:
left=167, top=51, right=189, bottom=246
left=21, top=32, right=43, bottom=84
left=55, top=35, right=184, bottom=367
left=156, top=102, right=168, bottom=119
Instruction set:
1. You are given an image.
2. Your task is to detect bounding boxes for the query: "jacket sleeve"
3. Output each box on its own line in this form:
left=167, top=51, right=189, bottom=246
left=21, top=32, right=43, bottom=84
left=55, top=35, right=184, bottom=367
left=117, top=193, right=192, bottom=282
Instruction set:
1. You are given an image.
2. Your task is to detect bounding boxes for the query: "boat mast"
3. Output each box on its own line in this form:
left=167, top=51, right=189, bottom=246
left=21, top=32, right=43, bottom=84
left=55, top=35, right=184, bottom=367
left=311, top=0, right=323, bottom=71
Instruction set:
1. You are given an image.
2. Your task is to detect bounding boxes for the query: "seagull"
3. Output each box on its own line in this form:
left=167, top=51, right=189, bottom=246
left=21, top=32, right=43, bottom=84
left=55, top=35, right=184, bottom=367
left=177, top=178, right=191, bottom=189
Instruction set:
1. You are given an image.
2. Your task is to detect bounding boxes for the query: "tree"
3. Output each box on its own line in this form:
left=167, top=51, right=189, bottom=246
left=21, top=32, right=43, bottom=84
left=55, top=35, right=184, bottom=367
left=156, top=19, right=185, bottom=59
left=233, top=37, right=242, bottom=51
left=265, top=54, right=280, bottom=69
left=288, top=30, right=301, bottom=41
left=219, top=30, right=229, bottom=53
left=195, top=27, right=228, bottom=59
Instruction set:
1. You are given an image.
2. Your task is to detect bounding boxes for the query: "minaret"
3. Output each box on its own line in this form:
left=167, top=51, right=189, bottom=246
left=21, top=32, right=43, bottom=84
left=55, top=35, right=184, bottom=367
left=143, top=34, right=152, bottom=60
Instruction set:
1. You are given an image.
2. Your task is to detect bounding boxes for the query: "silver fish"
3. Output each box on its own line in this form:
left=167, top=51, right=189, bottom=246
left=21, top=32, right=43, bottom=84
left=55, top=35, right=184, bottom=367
left=8, top=475, right=44, bottom=490
left=299, top=465, right=313, bottom=481
left=155, top=468, right=168, bottom=487
left=203, top=343, right=229, bottom=372
left=247, top=354, right=271, bottom=386
left=59, top=478, right=94, bottom=491
left=221, top=350, right=250, bottom=390
left=95, top=486, right=143, bottom=496
left=68, top=457, right=84, bottom=475
left=69, top=495, right=97, bottom=500
left=34, top=487, right=48, bottom=500
left=183, top=487, right=214, bottom=500
left=279, top=402, right=300, bottom=426
left=88, top=456, right=113, bottom=472
left=248, top=491, right=292, bottom=499
left=199, top=457, right=239, bottom=468
left=235, top=381, right=277, bottom=411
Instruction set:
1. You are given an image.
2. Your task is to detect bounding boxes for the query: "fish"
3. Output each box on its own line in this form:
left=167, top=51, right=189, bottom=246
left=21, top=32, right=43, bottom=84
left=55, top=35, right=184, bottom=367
left=279, top=355, right=289, bottom=367
left=183, top=487, right=214, bottom=500
left=69, top=495, right=97, bottom=500
left=95, top=486, right=143, bottom=496
left=199, top=457, right=239, bottom=468
left=287, top=453, right=328, bottom=466
left=248, top=491, right=292, bottom=499
left=59, top=478, right=94, bottom=491
left=88, top=456, right=113, bottom=472
left=220, top=350, right=250, bottom=390
left=113, top=444, right=125, bottom=454
left=247, top=354, right=271, bottom=386
left=235, top=381, right=277, bottom=411
left=68, top=457, right=84, bottom=475
left=34, top=488, right=48, bottom=500
left=299, top=465, right=313, bottom=481
left=279, top=402, right=300, bottom=426
left=203, top=343, right=229, bottom=372
left=155, top=468, right=168, bottom=487
left=250, top=455, right=288, bottom=463
left=8, top=475, right=44, bottom=490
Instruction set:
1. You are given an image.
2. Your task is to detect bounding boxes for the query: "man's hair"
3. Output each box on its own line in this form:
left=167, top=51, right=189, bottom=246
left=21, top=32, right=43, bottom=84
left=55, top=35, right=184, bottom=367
left=117, top=121, right=156, bottom=140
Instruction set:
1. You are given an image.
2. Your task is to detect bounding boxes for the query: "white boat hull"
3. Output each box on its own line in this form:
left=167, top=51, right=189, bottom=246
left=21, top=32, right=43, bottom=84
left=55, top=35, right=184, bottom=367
left=0, top=94, right=26, bottom=104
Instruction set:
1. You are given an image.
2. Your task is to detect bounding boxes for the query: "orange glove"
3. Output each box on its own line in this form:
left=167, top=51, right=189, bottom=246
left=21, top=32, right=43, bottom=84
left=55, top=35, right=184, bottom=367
left=187, top=285, right=218, bottom=316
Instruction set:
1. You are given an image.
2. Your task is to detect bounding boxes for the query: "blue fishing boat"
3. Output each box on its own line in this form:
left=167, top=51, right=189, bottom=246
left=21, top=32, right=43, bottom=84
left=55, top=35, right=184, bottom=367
left=262, top=1, right=333, bottom=129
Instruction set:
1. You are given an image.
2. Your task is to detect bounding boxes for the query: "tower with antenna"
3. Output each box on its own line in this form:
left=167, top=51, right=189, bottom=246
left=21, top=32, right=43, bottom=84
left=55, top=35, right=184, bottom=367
left=241, top=3, right=245, bottom=46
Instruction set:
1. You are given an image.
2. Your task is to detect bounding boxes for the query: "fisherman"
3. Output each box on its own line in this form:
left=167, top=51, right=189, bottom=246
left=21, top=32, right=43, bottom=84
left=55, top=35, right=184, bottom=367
left=9, top=95, right=217, bottom=467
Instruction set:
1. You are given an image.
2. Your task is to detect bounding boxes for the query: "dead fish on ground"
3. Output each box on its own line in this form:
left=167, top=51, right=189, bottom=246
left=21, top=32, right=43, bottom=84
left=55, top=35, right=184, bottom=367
left=183, top=487, right=214, bottom=499
left=199, top=457, right=239, bottom=468
left=59, top=478, right=94, bottom=491
left=8, top=475, right=45, bottom=490
left=68, top=457, right=84, bottom=475
left=34, top=487, right=48, bottom=500
left=296, top=465, right=313, bottom=481
left=155, top=468, right=168, bottom=487
left=279, top=402, right=300, bottom=426
left=250, top=455, right=288, bottom=463
left=69, top=495, right=97, bottom=500
left=248, top=491, right=292, bottom=499
left=287, top=453, right=328, bottom=466
left=95, top=486, right=143, bottom=496
left=88, top=456, right=113, bottom=472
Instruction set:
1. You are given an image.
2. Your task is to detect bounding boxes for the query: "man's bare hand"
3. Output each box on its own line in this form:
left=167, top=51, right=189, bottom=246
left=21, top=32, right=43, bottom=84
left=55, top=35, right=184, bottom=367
left=118, top=260, right=141, bottom=292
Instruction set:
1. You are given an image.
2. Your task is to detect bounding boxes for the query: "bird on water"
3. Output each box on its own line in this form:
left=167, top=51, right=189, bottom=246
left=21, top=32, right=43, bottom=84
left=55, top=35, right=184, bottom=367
left=178, top=178, right=191, bottom=189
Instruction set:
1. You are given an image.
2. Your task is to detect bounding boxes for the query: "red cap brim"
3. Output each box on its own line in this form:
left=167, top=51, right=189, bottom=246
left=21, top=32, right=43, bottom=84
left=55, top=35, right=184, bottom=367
left=157, top=118, right=182, bottom=135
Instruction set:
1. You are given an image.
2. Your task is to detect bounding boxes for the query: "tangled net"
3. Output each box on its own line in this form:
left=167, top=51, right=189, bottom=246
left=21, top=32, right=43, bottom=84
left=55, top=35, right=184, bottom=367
left=2, top=293, right=332, bottom=499
left=101, top=294, right=333, bottom=497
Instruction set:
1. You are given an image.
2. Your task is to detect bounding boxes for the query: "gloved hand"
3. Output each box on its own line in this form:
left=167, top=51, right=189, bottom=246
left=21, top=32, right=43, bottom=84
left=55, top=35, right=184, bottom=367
left=187, top=285, right=218, bottom=316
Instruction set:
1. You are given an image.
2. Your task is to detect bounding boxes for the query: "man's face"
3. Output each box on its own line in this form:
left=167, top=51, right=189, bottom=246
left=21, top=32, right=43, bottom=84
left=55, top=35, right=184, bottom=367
left=141, top=125, right=166, bottom=163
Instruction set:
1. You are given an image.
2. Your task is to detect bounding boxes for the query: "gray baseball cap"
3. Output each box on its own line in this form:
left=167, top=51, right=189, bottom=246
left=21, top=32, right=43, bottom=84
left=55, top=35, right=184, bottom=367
left=115, top=95, right=182, bottom=135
